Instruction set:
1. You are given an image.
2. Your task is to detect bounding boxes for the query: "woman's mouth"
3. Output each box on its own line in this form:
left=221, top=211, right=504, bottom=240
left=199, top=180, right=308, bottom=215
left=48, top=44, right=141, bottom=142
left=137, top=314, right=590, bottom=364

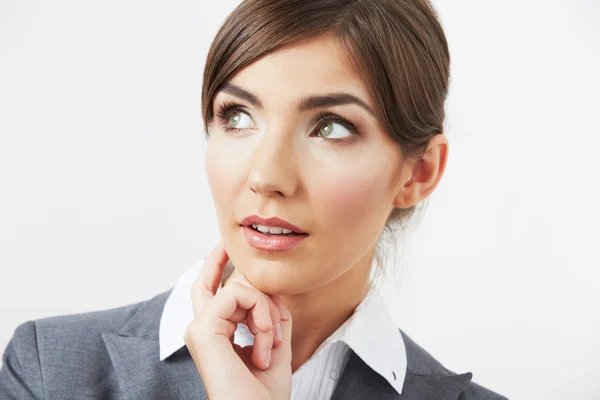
left=249, top=224, right=305, bottom=236
left=241, top=225, right=309, bottom=251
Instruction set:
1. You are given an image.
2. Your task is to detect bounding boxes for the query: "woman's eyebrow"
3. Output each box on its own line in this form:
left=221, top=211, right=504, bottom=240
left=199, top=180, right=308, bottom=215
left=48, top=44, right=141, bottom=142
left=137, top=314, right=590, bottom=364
left=216, top=82, right=375, bottom=117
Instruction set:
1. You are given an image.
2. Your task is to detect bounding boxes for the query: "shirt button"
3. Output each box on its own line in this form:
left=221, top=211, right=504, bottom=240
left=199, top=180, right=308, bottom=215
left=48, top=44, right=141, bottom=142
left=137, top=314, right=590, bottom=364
left=330, top=370, right=339, bottom=380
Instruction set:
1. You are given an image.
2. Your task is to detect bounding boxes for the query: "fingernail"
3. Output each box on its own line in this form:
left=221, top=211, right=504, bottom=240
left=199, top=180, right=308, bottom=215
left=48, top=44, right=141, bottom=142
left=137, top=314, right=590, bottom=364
left=275, top=323, right=283, bottom=342
left=265, top=349, right=271, bottom=368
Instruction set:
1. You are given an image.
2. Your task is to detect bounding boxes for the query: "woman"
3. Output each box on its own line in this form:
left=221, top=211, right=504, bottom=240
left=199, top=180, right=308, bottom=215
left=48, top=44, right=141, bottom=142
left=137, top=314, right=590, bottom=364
left=0, top=0, right=507, bottom=399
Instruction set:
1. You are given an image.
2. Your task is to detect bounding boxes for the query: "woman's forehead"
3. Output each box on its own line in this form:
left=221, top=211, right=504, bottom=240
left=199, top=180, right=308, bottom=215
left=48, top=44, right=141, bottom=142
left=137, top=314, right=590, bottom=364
left=221, top=36, right=374, bottom=109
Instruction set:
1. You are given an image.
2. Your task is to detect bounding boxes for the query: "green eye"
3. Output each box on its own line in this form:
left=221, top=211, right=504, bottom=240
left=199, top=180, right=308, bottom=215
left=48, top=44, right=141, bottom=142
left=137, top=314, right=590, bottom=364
left=319, top=122, right=334, bottom=138
left=222, top=110, right=253, bottom=131
left=317, top=121, right=352, bottom=140
left=229, top=112, right=242, bottom=128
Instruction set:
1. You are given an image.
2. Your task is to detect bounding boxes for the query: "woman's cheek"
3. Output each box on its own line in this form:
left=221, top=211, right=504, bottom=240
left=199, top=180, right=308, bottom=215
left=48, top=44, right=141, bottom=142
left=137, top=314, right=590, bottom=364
left=205, top=144, right=239, bottom=217
left=316, top=170, right=389, bottom=233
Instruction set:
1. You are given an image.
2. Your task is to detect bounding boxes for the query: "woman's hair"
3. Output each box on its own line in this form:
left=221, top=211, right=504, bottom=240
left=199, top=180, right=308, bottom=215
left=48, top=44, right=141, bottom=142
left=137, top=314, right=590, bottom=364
left=201, top=0, right=451, bottom=279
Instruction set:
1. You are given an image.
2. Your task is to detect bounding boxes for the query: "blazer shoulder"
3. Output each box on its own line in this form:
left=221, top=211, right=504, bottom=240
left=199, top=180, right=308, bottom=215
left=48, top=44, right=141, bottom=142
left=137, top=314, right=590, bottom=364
left=1, top=302, right=139, bottom=399
left=33, top=295, right=144, bottom=335
left=1, top=289, right=172, bottom=399
left=32, top=287, right=172, bottom=337
left=399, top=329, right=508, bottom=399
left=459, top=380, right=509, bottom=400
left=31, top=289, right=172, bottom=356
left=0, top=320, right=44, bottom=399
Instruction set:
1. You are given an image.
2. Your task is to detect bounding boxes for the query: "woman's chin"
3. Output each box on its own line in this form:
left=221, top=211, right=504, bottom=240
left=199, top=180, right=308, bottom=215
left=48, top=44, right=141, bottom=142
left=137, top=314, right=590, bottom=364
left=242, top=269, right=299, bottom=295
left=226, top=249, right=328, bottom=295
left=236, top=263, right=312, bottom=296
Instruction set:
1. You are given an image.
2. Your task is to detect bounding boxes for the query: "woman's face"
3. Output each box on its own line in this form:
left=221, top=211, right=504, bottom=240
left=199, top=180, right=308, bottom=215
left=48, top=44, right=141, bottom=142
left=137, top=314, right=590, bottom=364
left=205, top=34, right=405, bottom=295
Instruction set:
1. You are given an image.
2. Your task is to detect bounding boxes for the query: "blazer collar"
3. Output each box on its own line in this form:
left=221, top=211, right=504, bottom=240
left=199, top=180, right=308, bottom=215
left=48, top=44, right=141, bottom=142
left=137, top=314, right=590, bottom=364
left=330, top=329, right=473, bottom=399
left=331, top=349, right=473, bottom=400
left=102, top=288, right=473, bottom=400
left=101, top=289, right=209, bottom=399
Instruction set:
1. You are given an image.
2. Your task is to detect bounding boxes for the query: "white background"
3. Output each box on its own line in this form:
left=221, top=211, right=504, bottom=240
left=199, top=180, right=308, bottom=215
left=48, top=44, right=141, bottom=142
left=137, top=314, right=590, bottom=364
left=1, top=0, right=599, bottom=398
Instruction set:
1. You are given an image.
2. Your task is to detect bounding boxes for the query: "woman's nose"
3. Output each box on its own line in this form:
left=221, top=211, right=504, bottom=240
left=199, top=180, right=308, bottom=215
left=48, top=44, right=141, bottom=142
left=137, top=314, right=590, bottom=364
left=246, top=133, right=298, bottom=198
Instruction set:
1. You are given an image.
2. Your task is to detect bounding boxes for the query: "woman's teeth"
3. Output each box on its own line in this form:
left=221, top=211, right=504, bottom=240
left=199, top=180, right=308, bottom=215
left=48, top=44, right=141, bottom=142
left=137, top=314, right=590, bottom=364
left=251, top=224, right=294, bottom=235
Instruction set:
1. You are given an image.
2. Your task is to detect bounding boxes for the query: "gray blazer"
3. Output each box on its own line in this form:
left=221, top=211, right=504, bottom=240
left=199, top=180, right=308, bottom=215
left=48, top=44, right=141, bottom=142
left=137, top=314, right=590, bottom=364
left=0, top=289, right=507, bottom=399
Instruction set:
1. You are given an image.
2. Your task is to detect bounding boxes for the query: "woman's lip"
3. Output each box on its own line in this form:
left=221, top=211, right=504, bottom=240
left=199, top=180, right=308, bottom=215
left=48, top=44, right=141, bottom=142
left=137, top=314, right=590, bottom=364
left=240, top=215, right=307, bottom=234
left=242, top=226, right=308, bottom=251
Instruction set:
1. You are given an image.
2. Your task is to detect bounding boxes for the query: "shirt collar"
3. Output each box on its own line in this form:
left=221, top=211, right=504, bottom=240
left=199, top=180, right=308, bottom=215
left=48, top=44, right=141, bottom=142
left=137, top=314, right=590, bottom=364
left=159, top=257, right=407, bottom=394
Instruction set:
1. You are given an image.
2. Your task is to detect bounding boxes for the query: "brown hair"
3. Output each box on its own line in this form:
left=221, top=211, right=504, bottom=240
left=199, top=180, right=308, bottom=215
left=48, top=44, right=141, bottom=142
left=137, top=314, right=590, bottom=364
left=201, top=0, right=451, bottom=275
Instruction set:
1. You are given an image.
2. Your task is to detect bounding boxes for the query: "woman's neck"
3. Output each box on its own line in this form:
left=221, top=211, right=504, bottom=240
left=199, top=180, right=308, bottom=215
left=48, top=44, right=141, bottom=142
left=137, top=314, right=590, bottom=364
left=282, top=250, right=375, bottom=373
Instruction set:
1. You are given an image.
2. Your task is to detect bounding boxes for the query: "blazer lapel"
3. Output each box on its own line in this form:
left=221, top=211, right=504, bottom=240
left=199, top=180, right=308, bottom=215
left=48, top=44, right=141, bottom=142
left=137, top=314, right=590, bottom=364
left=331, top=330, right=474, bottom=400
left=102, top=289, right=208, bottom=400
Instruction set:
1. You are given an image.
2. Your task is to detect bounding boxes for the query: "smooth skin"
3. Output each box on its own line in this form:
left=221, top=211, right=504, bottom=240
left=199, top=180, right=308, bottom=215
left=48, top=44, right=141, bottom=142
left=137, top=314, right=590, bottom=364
left=185, top=33, right=448, bottom=399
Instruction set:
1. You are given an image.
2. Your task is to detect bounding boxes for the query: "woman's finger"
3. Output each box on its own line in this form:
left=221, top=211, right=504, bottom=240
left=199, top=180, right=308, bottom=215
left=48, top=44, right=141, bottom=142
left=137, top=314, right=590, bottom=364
left=271, top=295, right=293, bottom=360
left=212, top=282, right=272, bottom=332
left=230, top=275, right=282, bottom=368
left=244, top=303, right=279, bottom=369
left=223, top=266, right=283, bottom=348
left=190, top=240, right=229, bottom=316
left=245, top=295, right=282, bottom=347
left=252, top=330, right=274, bottom=369
left=245, top=295, right=282, bottom=369
left=200, top=240, right=230, bottom=296
left=207, top=282, right=275, bottom=369
left=230, top=307, right=248, bottom=323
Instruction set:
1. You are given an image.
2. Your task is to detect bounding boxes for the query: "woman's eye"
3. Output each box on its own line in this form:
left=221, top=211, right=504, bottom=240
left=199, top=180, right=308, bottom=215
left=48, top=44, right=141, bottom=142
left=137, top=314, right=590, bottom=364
left=317, top=121, right=353, bottom=140
left=226, top=111, right=253, bottom=130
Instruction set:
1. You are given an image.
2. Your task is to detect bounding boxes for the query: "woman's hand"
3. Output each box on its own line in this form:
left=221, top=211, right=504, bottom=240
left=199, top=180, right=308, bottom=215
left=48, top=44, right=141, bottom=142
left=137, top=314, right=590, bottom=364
left=184, top=241, right=293, bottom=400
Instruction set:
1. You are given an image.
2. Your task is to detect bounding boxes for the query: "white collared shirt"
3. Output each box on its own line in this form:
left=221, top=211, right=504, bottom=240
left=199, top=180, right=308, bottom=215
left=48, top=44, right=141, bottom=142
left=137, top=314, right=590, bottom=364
left=159, top=258, right=407, bottom=399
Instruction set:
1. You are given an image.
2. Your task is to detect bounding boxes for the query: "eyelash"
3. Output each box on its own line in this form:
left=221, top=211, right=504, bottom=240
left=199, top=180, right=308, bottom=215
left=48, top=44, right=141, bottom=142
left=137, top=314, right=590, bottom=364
left=213, top=101, right=360, bottom=143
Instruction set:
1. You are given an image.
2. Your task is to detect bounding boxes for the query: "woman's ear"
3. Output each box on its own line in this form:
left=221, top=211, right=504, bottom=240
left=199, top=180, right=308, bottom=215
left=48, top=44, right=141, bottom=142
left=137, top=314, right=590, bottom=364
left=393, top=134, right=449, bottom=208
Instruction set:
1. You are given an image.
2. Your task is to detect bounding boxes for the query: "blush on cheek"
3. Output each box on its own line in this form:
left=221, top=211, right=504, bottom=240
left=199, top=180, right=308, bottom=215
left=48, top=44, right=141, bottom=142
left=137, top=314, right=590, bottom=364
left=205, top=148, right=236, bottom=214
left=318, top=173, right=389, bottom=233
left=205, top=152, right=222, bottom=196
left=205, top=141, right=240, bottom=192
